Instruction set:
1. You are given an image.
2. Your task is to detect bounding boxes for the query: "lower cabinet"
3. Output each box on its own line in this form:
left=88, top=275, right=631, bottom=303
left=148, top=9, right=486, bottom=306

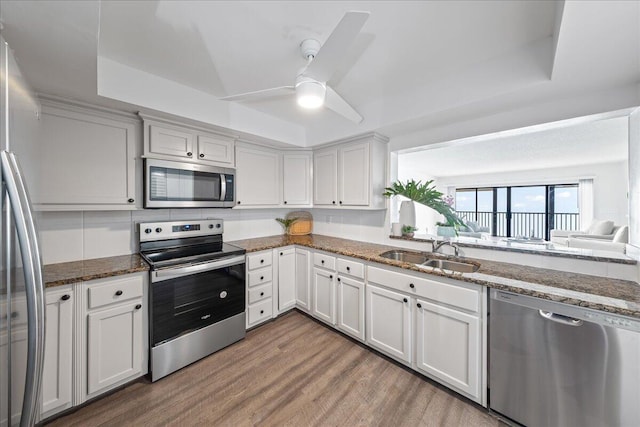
left=246, top=250, right=274, bottom=328
left=336, top=275, right=365, bottom=342
left=82, top=273, right=148, bottom=401
left=41, top=286, right=74, bottom=419
left=276, top=247, right=296, bottom=313
left=312, top=267, right=336, bottom=325
left=365, top=284, right=412, bottom=364
left=414, top=299, right=481, bottom=399
left=295, top=248, right=311, bottom=312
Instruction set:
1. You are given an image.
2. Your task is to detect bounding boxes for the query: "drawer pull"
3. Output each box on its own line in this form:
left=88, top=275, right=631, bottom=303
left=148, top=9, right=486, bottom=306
left=417, top=303, right=422, bottom=308
left=135, top=304, right=142, bottom=310
left=61, top=294, right=71, bottom=301
left=260, top=310, right=264, bottom=314
left=260, top=292, right=264, bottom=296
left=321, top=260, right=325, bottom=264
left=199, top=153, right=205, bottom=158
left=409, top=283, right=415, bottom=289
left=187, top=151, right=193, bottom=157
left=260, top=259, right=264, bottom=264
left=346, top=266, right=350, bottom=271
left=280, top=252, right=283, bottom=256
left=329, top=275, right=333, bottom=279
left=115, top=290, right=123, bottom=296
left=403, top=298, right=408, bottom=303
left=337, top=278, right=341, bottom=282
left=260, top=276, right=264, bottom=280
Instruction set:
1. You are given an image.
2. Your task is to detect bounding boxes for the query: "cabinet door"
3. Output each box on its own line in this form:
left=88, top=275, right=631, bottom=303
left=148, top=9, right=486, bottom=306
left=149, top=124, right=194, bottom=158
left=365, top=284, right=411, bottom=364
left=235, top=146, right=281, bottom=206
left=37, top=106, right=137, bottom=207
left=0, top=328, right=28, bottom=426
left=415, top=299, right=481, bottom=401
left=197, top=134, right=234, bottom=165
left=87, top=302, right=143, bottom=395
left=295, top=248, right=311, bottom=312
left=277, top=248, right=296, bottom=312
left=338, top=142, right=370, bottom=206
left=283, top=153, right=312, bottom=206
left=41, top=288, right=74, bottom=418
left=313, top=148, right=338, bottom=206
left=337, top=276, right=365, bottom=341
left=312, top=267, right=335, bottom=325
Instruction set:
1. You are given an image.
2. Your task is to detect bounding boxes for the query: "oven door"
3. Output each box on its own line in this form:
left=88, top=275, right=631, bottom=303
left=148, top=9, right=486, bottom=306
left=145, top=158, right=235, bottom=208
left=150, top=255, right=245, bottom=346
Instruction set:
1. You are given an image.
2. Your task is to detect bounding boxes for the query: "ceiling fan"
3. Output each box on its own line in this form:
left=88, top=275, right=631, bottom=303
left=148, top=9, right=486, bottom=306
left=219, top=11, right=370, bottom=123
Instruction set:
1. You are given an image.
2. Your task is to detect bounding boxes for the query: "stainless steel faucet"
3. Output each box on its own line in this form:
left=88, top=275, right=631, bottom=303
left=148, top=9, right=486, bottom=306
left=433, top=240, right=460, bottom=256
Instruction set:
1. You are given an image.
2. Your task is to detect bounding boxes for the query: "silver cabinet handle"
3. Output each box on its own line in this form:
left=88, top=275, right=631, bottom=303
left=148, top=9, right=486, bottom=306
left=539, top=310, right=584, bottom=327
left=1, top=150, right=45, bottom=427
left=220, top=173, right=227, bottom=202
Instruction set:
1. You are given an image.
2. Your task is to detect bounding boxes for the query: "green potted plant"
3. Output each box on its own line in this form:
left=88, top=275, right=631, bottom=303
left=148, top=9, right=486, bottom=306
left=401, top=225, right=418, bottom=238
left=275, top=217, right=298, bottom=235
left=383, top=179, right=463, bottom=228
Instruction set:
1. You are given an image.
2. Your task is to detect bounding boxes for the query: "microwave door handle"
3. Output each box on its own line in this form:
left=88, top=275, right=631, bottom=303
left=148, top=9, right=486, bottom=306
left=220, top=174, right=227, bottom=201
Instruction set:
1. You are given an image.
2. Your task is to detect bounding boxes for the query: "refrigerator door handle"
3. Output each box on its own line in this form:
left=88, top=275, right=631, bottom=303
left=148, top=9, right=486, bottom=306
left=1, top=150, right=45, bottom=427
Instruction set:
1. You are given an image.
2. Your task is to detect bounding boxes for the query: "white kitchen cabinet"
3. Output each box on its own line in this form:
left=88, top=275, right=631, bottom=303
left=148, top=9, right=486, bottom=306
left=295, top=248, right=311, bottom=312
left=336, top=275, right=365, bottom=341
left=312, top=267, right=336, bottom=325
left=365, top=284, right=412, bottom=364
left=41, top=286, right=74, bottom=419
left=82, top=273, right=147, bottom=400
left=313, top=133, right=388, bottom=209
left=246, top=250, right=274, bottom=328
left=415, top=298, right=481, bottom=401
left=0, top=325, right=27, bottom=426
left=35, top=100, right=139, bottom=210
left=313, top=148, right=338, bottom=206
left=283, top=152, right=312, bottom=206
left=277, top=247, right=296, bottom=312
left=235, top=145, right=281, bottom=207
left=140, top=113, right=236, bottom=167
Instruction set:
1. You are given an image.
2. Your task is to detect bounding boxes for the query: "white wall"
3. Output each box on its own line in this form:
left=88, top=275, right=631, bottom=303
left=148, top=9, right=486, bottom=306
left=37, top=208, right=293, bottom=264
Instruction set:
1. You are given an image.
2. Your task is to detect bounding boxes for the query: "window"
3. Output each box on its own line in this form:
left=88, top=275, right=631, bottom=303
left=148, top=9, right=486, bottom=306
left=455, top=184, right=580, bottom=240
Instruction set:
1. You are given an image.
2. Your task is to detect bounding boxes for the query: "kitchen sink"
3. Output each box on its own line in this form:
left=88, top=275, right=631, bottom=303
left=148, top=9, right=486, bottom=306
left=421, top=259, right=480, bottom=273
left=379, top=250, right=430, bottom=264
left=379, top=250, right=480, bottom=274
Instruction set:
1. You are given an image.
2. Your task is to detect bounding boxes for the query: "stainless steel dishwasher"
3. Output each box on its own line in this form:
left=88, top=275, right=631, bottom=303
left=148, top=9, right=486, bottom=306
left=489, top=289, right=640, bottom=427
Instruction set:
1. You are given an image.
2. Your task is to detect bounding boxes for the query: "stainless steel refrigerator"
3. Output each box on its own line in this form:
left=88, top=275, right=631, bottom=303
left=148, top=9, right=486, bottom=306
left=1, top=36, right=46, bottom=426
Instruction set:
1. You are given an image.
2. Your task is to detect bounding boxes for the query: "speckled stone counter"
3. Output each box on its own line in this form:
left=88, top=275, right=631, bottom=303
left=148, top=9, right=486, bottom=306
left=229, top=234, right=640, bottom=318
left=44, top=254, right=149, bottom=287
left=389, top=234, right=638, bottom=265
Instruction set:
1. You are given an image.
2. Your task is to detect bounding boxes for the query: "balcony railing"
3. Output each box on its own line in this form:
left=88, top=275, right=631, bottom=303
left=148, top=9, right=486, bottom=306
left=456, top=211, right=580, bottom=240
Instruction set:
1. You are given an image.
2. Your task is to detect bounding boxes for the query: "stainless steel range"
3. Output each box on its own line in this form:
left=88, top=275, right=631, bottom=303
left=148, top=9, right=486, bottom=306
left=139, top=219, right=246, bottom=382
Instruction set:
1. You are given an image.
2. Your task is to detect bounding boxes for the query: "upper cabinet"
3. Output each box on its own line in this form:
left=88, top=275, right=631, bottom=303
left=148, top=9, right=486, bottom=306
left=140, top=113, right=235, bottom=167
left=34, top=99, right=140, bottom=210
left=313, top=133, right=388, bottom=209
left=235, top=143, right=312, bottom=208
left=283, top=152, right=312, bottom=207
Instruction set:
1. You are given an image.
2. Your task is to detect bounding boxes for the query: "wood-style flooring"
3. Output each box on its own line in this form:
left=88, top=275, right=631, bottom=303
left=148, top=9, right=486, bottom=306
left=47, top=311, right=503, bottom=427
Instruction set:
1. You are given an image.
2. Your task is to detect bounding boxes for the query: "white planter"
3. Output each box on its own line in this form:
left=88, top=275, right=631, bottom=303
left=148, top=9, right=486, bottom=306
left=399, top=201, right=416, bottom=228
left=436, top=226, right=456, bottom=237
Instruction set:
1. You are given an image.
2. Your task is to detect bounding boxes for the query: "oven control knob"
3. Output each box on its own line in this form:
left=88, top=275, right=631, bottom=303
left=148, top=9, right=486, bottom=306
left=216, top=224, right=221, bottom=228
left=155, top=227, right=162, bottom=233
left=209, top=224, right=214, bottom=229
left=144, top=228, right=152, bottom=234
left=220, top=291, right=228, bottom=299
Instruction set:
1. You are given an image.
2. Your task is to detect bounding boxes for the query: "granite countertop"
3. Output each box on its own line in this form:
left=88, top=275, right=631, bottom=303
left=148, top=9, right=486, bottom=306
left=44, top=254, right=149, bottom=287
left=229, top=234, right=640, bottom=318
left=389, top=234, right=638, bottom=265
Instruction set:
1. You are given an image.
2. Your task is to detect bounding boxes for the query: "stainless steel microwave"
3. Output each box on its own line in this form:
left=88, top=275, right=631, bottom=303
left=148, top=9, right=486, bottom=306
left=144, top=158, right=235, bottom=208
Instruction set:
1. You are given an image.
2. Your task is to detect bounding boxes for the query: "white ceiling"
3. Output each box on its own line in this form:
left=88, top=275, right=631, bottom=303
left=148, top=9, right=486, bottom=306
left=1, top=1, right=639, bottom=147
left=398, top=116, right=629, bottom=178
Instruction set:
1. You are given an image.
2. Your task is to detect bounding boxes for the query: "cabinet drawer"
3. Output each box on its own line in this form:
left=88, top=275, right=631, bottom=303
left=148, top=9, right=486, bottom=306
left=313, top=252, right=336, bottom=270
left=337, top=258, right=364, bottom=279
left=367, top=266, right=481, bottom=313
left=247, top=251, right=273, bottom=270
left=248, top=284, right=272, bottom=304
left=248, top=299, right=273, bottom=325
left=87, top=275, right=144, bottom=310
left=248, top=268, right=272, bottom=288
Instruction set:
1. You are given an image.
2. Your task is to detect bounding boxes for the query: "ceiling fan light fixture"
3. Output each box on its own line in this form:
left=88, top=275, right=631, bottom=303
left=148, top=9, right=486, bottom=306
left=296, top=80, right=326, bottom=109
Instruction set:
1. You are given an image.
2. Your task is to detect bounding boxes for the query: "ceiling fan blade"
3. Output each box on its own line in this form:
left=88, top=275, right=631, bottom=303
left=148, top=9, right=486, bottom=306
left=325, top=86, right=363, bottom=123
left=303, top=11, right=370, bottom=83
left=219, top=86, right=295, bottom=102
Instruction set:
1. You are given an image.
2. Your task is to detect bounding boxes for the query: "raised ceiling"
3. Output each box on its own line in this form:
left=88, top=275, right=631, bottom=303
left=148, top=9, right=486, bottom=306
left=1, top=1, right=639, bottom=147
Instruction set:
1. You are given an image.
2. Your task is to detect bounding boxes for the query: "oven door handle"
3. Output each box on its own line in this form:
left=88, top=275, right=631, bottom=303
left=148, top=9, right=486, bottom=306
left=153, top=255, right=245, bottom=281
